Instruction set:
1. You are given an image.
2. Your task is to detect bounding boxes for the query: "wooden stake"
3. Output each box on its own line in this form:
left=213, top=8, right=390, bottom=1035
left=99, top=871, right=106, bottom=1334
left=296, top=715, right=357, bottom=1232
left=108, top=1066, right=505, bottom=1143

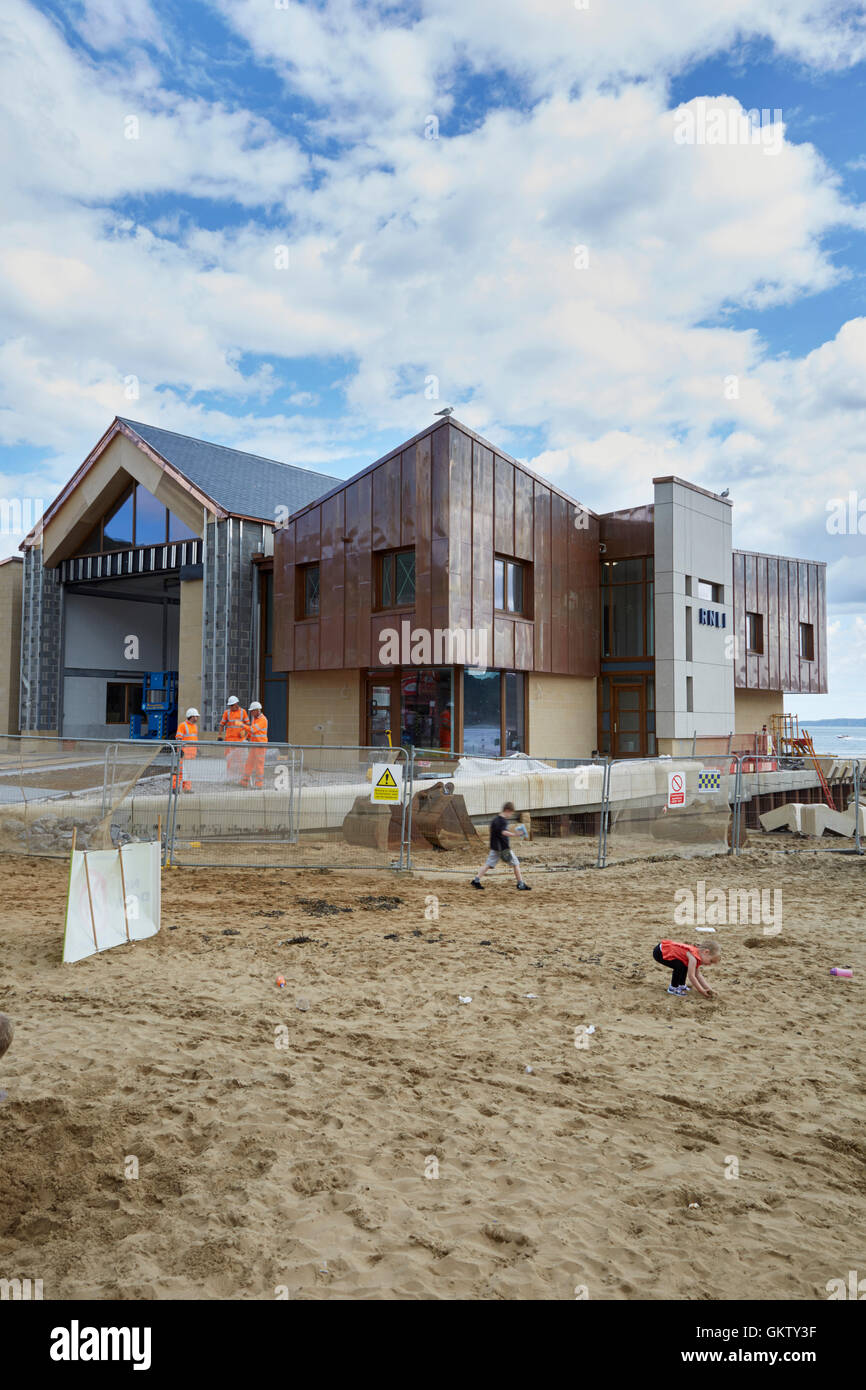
left=82, top=849, right=99, bottom=952
left=117, top=844, right=131, bottom=943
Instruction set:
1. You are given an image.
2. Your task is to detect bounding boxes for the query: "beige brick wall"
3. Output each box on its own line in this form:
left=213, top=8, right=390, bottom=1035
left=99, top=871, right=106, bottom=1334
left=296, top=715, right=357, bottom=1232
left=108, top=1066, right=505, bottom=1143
left=0, top=559, right=23, bottom=734
left=178, top=578, right=203, bottom=720
left=527, top=674, right=597, bottom=758
left=289, top=669, right=361, bottom=746
left=734, top=687, right=784, bottom=735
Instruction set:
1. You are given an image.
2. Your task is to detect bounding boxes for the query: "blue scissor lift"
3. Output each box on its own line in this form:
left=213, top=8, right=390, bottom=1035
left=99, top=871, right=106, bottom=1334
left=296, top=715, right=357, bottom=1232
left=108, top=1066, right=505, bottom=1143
left=129, top=670, right=179, bottom=739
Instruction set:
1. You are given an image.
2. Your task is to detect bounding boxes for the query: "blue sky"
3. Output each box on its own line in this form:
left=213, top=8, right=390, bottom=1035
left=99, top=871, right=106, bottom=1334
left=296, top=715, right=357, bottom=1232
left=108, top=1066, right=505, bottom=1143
left=1, top=0, right=865, bottom=712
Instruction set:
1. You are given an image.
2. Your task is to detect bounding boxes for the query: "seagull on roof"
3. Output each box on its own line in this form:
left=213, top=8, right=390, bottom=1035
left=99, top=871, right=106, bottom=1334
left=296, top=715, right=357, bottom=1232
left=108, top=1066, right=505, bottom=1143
left=720, top=488, right=730, bottom=498
left=434, top=406, right=453, bottom=416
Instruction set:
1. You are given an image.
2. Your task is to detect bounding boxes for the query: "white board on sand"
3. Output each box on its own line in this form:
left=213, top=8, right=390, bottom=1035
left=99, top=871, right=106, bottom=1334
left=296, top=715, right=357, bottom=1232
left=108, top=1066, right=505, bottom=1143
left=63, top=842, right=161, bottom=963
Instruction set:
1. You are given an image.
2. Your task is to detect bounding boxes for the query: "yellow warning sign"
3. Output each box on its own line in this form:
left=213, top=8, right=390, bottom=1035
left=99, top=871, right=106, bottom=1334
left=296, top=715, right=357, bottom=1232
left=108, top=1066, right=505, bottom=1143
left=371, top=763, right=403, bottom=803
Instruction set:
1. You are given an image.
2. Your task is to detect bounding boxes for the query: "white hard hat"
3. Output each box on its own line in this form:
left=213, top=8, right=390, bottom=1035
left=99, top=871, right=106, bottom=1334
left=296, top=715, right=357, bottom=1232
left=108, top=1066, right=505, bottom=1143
left=227, top=696, right=239, bottom=705
left=186, top=707, right=199, bottom=718
left=250, top=701, right=263, bottom=711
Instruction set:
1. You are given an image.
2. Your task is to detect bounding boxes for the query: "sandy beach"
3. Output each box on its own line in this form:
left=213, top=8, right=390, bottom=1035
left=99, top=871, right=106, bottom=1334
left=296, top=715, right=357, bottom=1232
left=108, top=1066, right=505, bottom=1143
left=0, top=847, right=863, bottom=1300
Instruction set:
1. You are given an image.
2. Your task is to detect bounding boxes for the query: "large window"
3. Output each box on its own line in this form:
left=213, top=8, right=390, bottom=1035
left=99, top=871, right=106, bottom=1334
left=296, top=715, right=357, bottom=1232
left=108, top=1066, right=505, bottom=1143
left=463, top=669, right=525, bottom=755
left=494, top=557, right=527, bottom=615
left=399, top=668, right=452, bottom=749
left=106, top=681, right=141, bottom=724
left=77, top=483, right=197, bottom=554
left=601, top=556, right=654, bottom=658
left=377, top=549, right=415, bottom=609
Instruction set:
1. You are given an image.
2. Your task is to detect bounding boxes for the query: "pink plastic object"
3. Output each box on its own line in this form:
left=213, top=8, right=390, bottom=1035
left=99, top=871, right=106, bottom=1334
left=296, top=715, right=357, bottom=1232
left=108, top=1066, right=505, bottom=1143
left=830, top=968, right=853, bottom=978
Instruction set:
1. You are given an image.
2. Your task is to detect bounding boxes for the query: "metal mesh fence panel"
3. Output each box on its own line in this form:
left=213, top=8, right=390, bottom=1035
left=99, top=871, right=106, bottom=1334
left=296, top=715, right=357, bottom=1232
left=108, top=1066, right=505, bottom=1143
left=167, top=743, right=410, bottom=869
left=599, top=756, right=735, bottom=867
left=740, top=751, right=864, bottom=854
left=405, top=751, right=606, bottom=875
left=0, top=736, right=175, bottom=858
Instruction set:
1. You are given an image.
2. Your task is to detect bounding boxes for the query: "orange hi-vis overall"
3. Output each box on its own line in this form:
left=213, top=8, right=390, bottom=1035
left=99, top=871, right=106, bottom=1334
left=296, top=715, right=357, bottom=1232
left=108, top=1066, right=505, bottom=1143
left=220, top=705, right=249, bottom=782
left=241, top=711, right=268, bottom=788
left=174, top=719, right=197, bottom=790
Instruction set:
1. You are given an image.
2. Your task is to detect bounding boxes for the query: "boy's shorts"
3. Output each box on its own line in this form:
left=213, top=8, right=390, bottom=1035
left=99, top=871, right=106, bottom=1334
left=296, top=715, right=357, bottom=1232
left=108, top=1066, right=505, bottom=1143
left=485, top=848, right=518, bottom=869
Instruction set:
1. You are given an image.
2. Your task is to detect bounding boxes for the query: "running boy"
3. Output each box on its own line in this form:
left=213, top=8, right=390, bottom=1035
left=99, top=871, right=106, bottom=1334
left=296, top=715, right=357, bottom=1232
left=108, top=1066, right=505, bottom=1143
left=471, top=802, right=531, bottom=891
left=652, top=938, right=720, bottom=996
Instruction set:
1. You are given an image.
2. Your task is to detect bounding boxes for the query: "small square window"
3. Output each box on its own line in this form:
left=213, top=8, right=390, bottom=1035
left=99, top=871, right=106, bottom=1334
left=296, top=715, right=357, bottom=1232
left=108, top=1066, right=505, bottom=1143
left=698, top=578, right=723, bottom=603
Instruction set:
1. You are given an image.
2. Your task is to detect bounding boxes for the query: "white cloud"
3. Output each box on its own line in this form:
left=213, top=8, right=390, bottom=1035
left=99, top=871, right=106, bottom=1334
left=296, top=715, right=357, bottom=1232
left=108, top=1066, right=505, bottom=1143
left=0, top=0, right=864, bottom=713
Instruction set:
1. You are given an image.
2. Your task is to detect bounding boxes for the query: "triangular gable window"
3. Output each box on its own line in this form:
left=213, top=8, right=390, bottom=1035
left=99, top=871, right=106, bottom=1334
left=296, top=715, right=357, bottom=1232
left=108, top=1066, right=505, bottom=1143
left=74, top=483, right=197, bottom=556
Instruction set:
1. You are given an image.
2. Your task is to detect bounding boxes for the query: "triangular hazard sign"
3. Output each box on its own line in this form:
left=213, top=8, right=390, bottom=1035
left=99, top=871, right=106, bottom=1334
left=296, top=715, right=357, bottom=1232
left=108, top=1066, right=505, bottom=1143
left=376, top=768, right=398, bottom=788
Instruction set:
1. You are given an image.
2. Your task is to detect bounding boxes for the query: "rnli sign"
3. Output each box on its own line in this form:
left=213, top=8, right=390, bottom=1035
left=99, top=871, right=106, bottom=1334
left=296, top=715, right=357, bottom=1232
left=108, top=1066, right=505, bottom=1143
left=371, top=764, right=404, bottom=804
left=698, top=607, right=726, bottom=628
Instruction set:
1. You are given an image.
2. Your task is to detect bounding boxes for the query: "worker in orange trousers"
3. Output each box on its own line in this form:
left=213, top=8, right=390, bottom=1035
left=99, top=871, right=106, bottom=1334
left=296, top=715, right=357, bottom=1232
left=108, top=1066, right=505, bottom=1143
left=219, top=696, right=249, bottom=782
left=241, top=701, right=268, bottom=788
left=174, top=707, right=198, bottom=792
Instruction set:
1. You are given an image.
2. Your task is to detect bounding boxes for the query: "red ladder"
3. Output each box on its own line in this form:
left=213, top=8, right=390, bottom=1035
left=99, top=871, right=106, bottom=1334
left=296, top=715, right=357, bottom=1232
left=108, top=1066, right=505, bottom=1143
left=793, top=734, right=835, bottom=810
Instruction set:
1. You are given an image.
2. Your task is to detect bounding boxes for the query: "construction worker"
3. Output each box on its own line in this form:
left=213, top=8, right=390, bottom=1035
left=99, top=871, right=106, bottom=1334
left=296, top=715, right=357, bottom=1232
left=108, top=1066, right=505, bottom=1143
left=174, top=707, right=199, bottom=793
left=219, top=695, right=249, bottom=782
left=439, top=705, right=452, bottom=751
left=241, top=700, right=268, bottom=789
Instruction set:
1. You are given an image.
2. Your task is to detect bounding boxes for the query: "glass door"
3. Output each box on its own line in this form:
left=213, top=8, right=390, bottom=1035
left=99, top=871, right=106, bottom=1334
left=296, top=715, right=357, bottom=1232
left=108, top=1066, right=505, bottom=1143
left=366, top=677, right=399, bottom=747
left=612, top=684, right=644, bottom=757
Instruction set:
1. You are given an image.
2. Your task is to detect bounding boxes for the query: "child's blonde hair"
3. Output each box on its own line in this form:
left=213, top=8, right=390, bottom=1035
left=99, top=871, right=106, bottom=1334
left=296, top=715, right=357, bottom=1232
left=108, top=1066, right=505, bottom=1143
left=701, top=941, right=721, bottom=962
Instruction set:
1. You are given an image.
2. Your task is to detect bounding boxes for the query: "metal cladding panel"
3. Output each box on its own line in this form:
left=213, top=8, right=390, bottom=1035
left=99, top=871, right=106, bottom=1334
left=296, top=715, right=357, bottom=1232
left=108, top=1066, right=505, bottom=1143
left=448, top=425, right=473, bottom=635
left=372, top=451, right=401, bottom=551
left=413, top=435, right=433, bottom=636
left=401, top=448, right=416, bottom=546
left=533, top=482, right=551, bottom=673
left=552, top=492, right=572, bottom=674
left=733, top=551, right=827, bottom=695
left=494, top=455, right=514, bottom=556
left=354, top=472, right=373, bottom=669
left=272, top=522, right=295, bottom=672
left=471, top=442, right=494, bottom=637
left=294, top=507, right=321, bottom=564
left=319, top=492, right=345, bottom=669
left=598, top=505, right=655, bottom=559
left=494, top=616, right=515, bottom=670
left=778, top=558, right=790, bottom=690
left=514, top=469, right=534, bottom=561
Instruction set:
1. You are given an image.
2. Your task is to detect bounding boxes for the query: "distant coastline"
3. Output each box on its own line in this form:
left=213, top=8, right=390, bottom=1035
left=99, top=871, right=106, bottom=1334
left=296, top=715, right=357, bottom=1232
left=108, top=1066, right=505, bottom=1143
left=804, top=718, right=866, bottom=726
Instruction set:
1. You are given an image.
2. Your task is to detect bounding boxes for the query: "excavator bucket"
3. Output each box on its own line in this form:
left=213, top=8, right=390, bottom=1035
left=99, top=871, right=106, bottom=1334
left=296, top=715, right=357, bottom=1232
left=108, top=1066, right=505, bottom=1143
left=411, top=781, right=482, bottom=850
left=341, top=797, right=403, bottom=852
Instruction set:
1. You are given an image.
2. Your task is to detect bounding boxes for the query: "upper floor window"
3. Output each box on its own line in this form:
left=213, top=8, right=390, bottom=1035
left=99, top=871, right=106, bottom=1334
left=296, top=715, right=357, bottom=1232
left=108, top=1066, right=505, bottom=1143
left=698, top=578, right=724, bottom=603
left=746, top=612, right=763, bottom=654
left=377, top=549, right=415, bottom=609
left=298, top=563, right=320, bottom=618
left=601, top=556, right=653, bottom=658
left=494, top=557, right=527, bottom=615
left=799, top=622, right=815, bottom=662
left=76, top=482, right=197, bottom=555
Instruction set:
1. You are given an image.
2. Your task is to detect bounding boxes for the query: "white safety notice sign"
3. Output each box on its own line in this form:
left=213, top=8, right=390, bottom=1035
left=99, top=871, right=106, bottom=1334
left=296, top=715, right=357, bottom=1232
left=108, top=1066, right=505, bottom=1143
left=667, top=771, right=686, bottom=808
left=371, top=763, right=404, bottom=804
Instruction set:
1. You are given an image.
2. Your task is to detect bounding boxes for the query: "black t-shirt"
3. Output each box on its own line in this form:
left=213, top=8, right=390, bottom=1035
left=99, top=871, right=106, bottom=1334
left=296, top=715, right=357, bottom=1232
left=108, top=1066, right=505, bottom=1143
left=490, top=815, right=510, bottom=851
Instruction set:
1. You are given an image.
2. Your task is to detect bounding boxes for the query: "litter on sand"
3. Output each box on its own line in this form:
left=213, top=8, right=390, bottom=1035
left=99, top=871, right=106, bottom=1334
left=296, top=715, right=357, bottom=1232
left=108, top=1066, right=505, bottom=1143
left=458, top=995, right=472, bottom=1004
left=696, top=926, right=717, bottom=933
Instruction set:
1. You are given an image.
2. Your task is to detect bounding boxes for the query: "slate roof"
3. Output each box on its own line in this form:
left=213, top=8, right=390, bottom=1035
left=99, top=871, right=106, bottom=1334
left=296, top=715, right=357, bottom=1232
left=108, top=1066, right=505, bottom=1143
left=118, top=418, right=343, bottom=523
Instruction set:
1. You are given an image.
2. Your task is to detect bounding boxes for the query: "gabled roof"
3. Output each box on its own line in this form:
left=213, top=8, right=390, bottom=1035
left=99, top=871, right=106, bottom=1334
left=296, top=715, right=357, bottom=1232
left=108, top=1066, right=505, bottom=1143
left=22, top=417, right=344, bottom=548
left=117, top=418, right=343, bottom=522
